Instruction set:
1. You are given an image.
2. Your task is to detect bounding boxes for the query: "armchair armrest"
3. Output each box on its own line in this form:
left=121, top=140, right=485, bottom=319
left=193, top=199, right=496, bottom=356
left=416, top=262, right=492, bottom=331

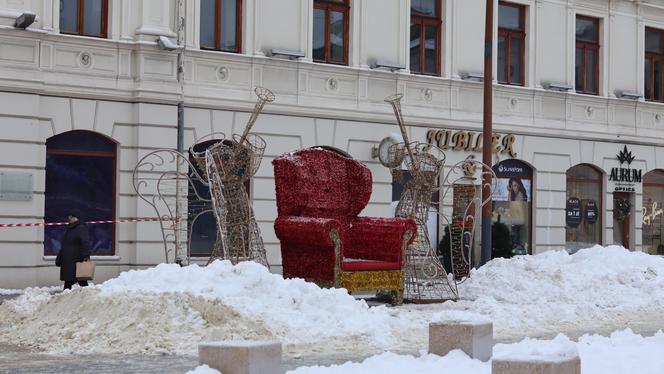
left=274, top=216, right=342, bottom=246
left=275, top=216, right=344, bottom=284
left=347, top=217, right=417, bottom=262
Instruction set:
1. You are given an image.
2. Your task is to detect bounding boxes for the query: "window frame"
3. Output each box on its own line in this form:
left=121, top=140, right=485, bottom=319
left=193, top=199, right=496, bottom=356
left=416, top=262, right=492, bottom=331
left=59, top=0, right=109, bottom=39
left=44, top=130, right=117, bottom=256
left=575, top=15, right=600, bottom=95
left=497, top=1, right=526, bottom=86
left=313, top=0, right=350, bottom=66
left=645, top=27, right=664, bottom=102
left=410, top=0, right=442, bottom=76
left=200, top=0, right=243, bottom=53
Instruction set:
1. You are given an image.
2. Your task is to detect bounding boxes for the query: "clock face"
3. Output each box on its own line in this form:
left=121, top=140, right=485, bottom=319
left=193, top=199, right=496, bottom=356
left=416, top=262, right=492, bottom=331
left=379, top=140, right=393, bottom=164
left=378, top=137, right=402, bottom=168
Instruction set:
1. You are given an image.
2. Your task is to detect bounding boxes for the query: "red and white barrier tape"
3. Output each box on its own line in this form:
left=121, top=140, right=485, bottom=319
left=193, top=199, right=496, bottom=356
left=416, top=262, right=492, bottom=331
left=0, top=217, right=177, bottom=228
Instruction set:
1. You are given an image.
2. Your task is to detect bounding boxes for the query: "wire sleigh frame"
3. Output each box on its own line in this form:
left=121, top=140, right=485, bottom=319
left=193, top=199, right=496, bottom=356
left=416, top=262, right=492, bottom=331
left=384, top=94, right=496, bottom=301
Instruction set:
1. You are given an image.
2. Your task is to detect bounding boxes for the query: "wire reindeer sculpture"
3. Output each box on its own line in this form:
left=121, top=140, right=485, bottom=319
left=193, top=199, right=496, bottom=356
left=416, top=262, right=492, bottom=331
left=132, top=87, right=274, bottom=266
left=384, top=94, right=495, bottom=301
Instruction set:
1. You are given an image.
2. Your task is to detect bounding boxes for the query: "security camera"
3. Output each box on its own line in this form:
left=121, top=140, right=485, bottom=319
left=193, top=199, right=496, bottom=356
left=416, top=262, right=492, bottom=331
left=156, top=36, right=178, bottom=51
left=14, top=12, right=36, bottom=29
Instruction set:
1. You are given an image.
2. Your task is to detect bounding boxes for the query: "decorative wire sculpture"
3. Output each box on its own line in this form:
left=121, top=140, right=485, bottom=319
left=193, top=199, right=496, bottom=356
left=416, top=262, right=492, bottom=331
left=132, top=149, right=208, bottom=265
left=202, top=87, right=274, bottom=265
left=384, top=94, right=495, bottom=301
left=132, top=87, right=274, bottom=266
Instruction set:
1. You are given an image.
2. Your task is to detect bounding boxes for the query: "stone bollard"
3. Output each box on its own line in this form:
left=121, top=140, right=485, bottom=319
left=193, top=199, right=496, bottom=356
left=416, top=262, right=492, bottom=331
left=198, top=340, right=282, bottom=374
left=492, top=335, right=581, bottom=374
left=428, top=321, right=493, bottom=362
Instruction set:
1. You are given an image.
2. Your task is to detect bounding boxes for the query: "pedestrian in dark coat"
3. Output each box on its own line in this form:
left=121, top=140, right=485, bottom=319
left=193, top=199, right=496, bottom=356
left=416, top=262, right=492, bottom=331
left=55, top=211, right=91, bottom=289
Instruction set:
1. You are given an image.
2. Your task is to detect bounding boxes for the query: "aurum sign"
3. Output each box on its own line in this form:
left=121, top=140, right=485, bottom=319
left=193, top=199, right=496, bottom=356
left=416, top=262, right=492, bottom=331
left=608, top=146, right=642, bottom=192
left=426, top=129, right=517, bottom=158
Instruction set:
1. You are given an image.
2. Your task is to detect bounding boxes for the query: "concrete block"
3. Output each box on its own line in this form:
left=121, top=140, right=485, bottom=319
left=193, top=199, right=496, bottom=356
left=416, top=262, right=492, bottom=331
left=198, top=340, right=282, bottom=374
left=492, top=356, right=581, bottom=374
left=428, top=321, right=493, bottom=361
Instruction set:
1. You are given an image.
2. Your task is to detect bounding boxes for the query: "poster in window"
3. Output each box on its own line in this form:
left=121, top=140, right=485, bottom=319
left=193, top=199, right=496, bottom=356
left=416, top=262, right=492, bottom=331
left=492, top=178, right=531, bottom=202
left=566, top=197, right=582, bottom=228
left=585, top=200, right=598, bottom=225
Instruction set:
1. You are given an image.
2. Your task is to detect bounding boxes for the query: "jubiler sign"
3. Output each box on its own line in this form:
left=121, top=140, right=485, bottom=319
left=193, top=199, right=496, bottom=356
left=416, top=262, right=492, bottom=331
left=609, top=145, right=642, bottom=192
left=426, top=129, right=517, bottom=158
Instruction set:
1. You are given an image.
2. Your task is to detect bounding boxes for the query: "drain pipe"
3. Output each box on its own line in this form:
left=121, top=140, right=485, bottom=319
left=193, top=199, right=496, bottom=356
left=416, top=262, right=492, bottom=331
left=176, top=0, right=185, bottom=153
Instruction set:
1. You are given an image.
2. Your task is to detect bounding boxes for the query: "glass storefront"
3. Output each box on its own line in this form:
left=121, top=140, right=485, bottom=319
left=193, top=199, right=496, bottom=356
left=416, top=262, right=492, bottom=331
left=565, top=164, right=602, bottom=252
left=642, top=170, right=664, bottom=255
left=491, top=159, right=533, bottom=258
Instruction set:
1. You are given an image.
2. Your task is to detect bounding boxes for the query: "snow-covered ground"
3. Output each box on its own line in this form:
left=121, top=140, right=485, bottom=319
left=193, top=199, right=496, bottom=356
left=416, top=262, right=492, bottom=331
left=0, top=245, right=663, bottom=366
left=285, top=330, right=664, bottom=374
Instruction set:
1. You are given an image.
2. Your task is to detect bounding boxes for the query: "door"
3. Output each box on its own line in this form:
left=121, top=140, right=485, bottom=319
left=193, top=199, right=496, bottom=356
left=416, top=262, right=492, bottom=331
left=612, top=192, right=631, bottom=249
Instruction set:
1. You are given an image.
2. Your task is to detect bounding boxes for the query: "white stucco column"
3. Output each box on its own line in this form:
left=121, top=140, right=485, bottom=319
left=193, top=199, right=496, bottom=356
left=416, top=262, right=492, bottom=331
left=134, top=0, right=177, bottom=42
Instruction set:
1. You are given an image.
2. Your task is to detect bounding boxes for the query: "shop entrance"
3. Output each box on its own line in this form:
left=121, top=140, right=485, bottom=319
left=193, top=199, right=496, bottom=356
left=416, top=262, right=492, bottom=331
left=612, top=192, right=631, bottom=249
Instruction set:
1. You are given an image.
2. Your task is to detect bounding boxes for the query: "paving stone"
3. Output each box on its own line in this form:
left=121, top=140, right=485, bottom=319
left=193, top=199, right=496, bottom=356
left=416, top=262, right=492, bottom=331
left=199, top=340, right=282, bottom=374
left=428, top=321, right=493, bottom=362
left=492, top=356, right=581, bottom=374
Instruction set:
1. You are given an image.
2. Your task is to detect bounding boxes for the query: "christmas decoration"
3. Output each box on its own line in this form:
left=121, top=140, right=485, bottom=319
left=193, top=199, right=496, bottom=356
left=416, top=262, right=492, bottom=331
left=273, top=148, right=417, bottom=305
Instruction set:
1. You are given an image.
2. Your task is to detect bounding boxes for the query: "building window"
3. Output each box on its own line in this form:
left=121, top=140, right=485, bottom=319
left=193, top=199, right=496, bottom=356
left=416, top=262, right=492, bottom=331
left=200, top=0, right=242, bottom=52
left=313, top=0, right=350, bottom=65
left=565, top=164, right=603, bottom=253
left=575, top=15, right=600, bottom=95
left=188, top=139, right=251, bottom=257
left=59, top=0, right=108, bottom=38
left=410, top=0, right=441, bottom=75
left=45, top=131, right=116, bottom=256
left=497, top=2, right=525, bottom=85
left=642, top=170, right=664, bottom=255
left=491, top=159, right=533, bottom=258
left=645, top=27, right=664, bottom=102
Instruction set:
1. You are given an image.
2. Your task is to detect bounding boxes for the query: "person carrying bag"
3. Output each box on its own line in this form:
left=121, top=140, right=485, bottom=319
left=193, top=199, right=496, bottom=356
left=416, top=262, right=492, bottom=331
left=55, top=211, right=93, bottom=289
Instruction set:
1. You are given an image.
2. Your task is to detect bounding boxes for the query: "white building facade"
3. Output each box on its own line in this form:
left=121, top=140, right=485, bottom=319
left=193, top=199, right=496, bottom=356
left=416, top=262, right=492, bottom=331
left=1, top=0, right=664, bottom=288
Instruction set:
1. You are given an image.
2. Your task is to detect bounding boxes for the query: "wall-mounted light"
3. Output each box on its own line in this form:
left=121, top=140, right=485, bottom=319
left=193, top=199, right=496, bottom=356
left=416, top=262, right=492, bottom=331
left=615, top=90, right=642, bottom=100
left=460, top=72, right=484, bottom=82
left=370, top=61, right=406, bottom=72
left=541, top=82, right=572, bottom=92
left=156, top=36, right=178, bottom=51
left=269, top=49, right=305, bottom=60
left=14, top=12, right=36, bottom=29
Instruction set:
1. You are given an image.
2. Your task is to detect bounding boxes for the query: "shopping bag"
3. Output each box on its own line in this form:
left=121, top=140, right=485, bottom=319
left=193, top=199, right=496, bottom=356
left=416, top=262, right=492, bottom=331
left=76, top=260, right=96, bottom=281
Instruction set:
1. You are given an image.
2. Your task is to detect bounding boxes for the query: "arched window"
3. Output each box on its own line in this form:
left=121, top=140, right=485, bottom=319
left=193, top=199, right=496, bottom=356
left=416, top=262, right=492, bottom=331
left=565, top=164, right=603, bottom=252
left=642, top=170, right=664, bottom=255
left=491, top=159, right=533, bottom=258
left=188, top=139, right=251, bottom=257
left=44, top=130, right=116, bottom=255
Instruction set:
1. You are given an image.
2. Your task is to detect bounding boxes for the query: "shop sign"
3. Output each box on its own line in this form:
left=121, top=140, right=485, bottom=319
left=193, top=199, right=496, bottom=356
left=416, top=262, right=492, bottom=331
left=493, top=159, right=533, bottom=178
left=609, top=146, right=642, bottom=192
left=566, top=197, right=582, bottom=228
left=585, top=200, right=598, bottom=225
left=426, top=129, right=517, bottom=158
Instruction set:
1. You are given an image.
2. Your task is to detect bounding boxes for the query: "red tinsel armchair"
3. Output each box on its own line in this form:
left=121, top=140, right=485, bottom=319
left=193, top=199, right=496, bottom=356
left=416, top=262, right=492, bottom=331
left=272, top=148, right=417, bottom=304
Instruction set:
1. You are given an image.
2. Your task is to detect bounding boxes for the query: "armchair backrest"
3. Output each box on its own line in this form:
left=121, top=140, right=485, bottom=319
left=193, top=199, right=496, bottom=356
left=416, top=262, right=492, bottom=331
left=273, top=148, right=372, bottom=223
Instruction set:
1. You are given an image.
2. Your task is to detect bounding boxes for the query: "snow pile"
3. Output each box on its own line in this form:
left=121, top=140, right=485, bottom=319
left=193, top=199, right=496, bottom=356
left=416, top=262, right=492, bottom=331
left=0, top=261, right=401, bottom=354
left=287, top=329, right=664, bottom=374
left=287, top=350, right=488, bottom=374
left=493, top=334, right=578, bottom=362
left=2, top=245, right=664, bottom=356
left=448, top=245, right=664, bottom=339
left=578, top=329, right=664, bottom=374
left=186, top=365, right=221, bottom=374
left=0, top=286, right=62, bottom=296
